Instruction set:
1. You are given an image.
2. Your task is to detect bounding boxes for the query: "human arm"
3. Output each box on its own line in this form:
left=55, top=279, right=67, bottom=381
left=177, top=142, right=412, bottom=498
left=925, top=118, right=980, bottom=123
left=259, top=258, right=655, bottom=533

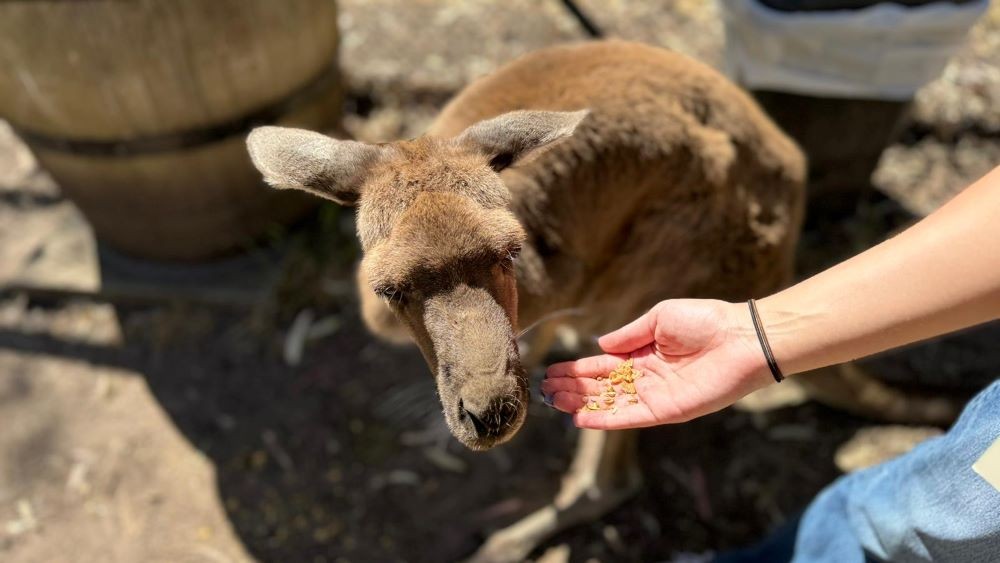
left=541, top=165, right=1000, bottom=429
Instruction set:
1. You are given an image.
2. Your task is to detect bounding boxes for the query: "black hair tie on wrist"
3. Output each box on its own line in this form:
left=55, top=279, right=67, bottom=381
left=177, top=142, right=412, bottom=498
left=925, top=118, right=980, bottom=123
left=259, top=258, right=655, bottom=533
left=747, top=299, right=784, bottom=383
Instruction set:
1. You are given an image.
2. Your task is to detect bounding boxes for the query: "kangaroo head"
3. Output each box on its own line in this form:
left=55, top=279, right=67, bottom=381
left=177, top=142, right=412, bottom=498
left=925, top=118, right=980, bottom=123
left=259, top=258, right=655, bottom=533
left=247, top=110, right=587, bottom=450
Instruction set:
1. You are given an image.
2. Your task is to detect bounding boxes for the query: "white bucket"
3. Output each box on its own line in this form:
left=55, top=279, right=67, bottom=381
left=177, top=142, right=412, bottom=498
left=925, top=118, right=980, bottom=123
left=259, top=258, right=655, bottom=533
left=720, top=0, right=989, bottom=99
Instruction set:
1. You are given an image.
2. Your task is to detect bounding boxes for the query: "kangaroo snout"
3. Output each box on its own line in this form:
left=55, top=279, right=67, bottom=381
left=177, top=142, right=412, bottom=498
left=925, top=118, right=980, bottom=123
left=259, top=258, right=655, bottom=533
left=420, top=285, right=528, bottom=449
left=456, top=369, right=526, bottom=443
left=439, top=341, right=528, bottom=450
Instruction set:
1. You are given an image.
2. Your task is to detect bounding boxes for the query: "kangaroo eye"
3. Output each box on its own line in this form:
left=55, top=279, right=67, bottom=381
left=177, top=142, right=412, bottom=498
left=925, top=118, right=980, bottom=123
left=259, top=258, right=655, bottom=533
left=374, top=286, right=407, bottom=306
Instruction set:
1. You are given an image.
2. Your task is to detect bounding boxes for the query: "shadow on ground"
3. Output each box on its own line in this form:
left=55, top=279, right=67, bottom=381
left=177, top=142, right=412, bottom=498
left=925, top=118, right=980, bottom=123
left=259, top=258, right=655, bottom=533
left=0, top=299, right=854, bottom=562
left=1, top=222, right=996, bottom=562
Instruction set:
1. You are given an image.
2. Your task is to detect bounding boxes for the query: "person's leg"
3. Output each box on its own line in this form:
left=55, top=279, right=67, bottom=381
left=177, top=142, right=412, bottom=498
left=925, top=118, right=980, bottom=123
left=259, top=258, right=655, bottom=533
left=716, top=380, right=1000, bottom=563
left=794, top=380, right=1000, bottom=562
left=751, top=92, right=910, bottom=225
left=721, top=0, right=990, bottom=224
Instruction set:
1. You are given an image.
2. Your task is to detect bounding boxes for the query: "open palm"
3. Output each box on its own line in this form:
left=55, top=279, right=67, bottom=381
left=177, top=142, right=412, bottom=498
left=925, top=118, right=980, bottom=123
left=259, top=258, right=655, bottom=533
left=541, top=299, right=772, bottom=430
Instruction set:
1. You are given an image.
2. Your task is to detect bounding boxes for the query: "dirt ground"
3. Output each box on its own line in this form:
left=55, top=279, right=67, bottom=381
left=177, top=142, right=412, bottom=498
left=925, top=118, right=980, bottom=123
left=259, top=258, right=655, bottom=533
left=2, top=2, right=999, bottom=562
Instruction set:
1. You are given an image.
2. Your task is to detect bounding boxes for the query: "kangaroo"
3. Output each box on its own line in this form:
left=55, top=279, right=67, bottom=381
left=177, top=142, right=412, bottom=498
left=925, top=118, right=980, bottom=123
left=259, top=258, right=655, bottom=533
left=248, top=41, right=804, bottom=562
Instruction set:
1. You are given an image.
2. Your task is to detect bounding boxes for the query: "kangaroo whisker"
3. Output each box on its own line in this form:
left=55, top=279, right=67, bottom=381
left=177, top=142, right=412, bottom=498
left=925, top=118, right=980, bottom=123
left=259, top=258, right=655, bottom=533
left=516, top=307, right=587, bottom=339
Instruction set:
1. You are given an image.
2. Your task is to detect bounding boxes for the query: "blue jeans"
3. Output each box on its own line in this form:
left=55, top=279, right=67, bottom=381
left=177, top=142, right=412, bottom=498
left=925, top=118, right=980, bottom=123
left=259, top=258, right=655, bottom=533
left=717, top=380, right=1000, bottom=562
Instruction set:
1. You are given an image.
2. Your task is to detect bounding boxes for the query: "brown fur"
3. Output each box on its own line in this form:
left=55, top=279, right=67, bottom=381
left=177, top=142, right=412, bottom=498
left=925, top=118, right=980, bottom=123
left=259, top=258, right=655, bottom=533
left=427, top=40, right=803, bottom=331
left=247, top=40, right=805, bottom=452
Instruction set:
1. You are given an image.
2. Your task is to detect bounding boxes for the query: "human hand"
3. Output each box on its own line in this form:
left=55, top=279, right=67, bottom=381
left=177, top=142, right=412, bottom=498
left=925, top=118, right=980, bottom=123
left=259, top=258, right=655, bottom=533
left=540, top=299, right=774, bottom=430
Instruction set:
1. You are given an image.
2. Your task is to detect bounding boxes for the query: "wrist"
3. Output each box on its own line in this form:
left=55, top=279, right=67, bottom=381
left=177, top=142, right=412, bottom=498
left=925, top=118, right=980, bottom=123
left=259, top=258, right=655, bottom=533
left=725, top=300, right=781, bottom=388
left=752, top=292, right=827, bottom=378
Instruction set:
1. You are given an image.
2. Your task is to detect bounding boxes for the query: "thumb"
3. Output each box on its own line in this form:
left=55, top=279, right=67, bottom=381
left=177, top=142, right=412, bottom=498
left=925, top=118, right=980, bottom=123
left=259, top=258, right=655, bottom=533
left=597, top=305, right=659, bottom=353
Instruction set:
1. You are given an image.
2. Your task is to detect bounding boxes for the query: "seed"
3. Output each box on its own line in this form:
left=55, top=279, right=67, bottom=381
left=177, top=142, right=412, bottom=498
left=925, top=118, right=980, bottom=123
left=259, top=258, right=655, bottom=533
left=604, top=359, right=642, bottom=401
left=602, top=396, right=615, bottom=405
left=611, top=406, right=619, bottom=414
left=586, top=401, right=601, bottom=411
left=628, top=398, right=639, bottom=404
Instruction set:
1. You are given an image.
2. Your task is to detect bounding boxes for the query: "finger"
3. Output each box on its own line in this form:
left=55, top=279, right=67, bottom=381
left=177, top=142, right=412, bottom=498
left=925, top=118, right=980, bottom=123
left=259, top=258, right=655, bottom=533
left=572, top=403, right=660, bottom=430
left=546, top=354, right=627, bottom=380
left=541, top=376, right=604, bottom=397
left=598, top=306, right=658, bottom=353
left=550, top=391, right=587, bottom=414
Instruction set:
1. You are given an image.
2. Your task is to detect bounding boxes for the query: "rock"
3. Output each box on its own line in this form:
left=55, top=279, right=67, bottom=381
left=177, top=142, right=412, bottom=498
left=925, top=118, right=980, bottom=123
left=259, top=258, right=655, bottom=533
left=835, top=425, right=943, bottom=472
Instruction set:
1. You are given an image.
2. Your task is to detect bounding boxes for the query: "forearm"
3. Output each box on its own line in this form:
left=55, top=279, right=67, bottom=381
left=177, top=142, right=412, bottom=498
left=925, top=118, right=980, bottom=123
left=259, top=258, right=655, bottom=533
left=755, top=165, right=1000, bottom=377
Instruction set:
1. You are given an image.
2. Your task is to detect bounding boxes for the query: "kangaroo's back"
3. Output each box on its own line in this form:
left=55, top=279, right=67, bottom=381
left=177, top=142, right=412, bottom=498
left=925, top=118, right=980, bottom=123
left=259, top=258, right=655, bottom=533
left=431, top=41, right=802, bottom=184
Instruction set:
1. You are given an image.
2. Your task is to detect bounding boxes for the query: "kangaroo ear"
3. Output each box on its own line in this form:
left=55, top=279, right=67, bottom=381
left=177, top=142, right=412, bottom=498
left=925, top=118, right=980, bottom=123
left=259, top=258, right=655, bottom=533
left=457, top=110, right=589, bottom=172
left=246, top=126, right=386, bottom=206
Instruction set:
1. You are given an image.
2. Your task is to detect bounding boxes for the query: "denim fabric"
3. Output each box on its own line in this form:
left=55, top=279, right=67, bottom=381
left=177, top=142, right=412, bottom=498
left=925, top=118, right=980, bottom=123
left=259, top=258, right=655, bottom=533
left=717, top=380, right=1000, bottom=563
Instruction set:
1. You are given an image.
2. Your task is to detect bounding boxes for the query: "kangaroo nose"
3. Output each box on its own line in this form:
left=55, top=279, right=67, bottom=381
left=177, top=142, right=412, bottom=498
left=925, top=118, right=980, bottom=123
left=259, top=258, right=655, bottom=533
left=459, top=396, right=520, bottom=439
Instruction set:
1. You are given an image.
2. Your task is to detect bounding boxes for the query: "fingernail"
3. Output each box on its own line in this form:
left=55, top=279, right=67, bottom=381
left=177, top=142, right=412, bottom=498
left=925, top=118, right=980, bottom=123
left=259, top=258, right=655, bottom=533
left=542, top=393, right=554, bottom=407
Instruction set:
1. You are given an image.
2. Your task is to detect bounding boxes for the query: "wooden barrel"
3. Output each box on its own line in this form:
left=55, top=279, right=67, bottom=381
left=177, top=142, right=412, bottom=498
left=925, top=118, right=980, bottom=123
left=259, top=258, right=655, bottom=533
left=0, top=0, right=342, bottom=261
